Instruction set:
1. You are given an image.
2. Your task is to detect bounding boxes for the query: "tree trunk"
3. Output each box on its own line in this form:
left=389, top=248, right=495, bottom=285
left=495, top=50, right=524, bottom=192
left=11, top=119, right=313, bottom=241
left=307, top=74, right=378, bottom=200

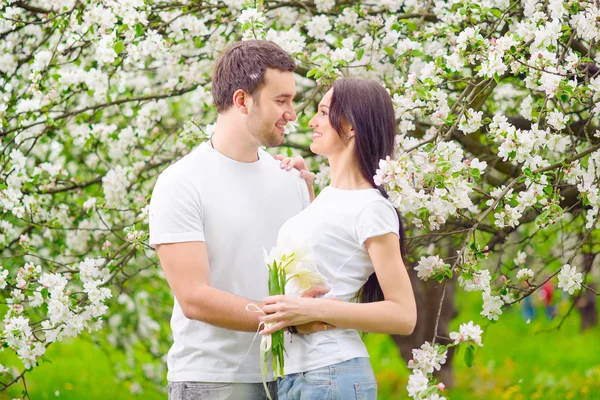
left=576, top=251, right=597, bottom=332
left=391, top=266, right=458, bottom=387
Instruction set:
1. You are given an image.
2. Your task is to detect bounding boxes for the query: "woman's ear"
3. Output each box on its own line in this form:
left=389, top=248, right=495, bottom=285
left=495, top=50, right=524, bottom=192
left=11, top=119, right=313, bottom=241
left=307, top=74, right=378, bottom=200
left=233, top=89, right=249, bottom=115
left=345, top=126, right=355, bottom=140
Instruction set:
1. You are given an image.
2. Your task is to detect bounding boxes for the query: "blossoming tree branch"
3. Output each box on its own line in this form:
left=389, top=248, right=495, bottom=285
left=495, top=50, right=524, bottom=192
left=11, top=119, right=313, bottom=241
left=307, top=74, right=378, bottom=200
left=0, top=0, right=598, bottom=398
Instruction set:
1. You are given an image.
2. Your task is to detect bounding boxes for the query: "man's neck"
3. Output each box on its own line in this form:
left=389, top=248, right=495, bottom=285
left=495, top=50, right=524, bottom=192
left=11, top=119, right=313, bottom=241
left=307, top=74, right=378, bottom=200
left=211, top=116, right=260, bottom=163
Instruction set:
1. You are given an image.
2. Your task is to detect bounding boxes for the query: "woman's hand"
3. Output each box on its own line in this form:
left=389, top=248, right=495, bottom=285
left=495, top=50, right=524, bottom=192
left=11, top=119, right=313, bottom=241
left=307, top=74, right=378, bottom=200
left=274, top=155, right=315, bottom=183
left=274, top=155, right=316, bottom=202
left=260, top=295, right=315, bottom=334
left=260, top=294, right=340, bottom=335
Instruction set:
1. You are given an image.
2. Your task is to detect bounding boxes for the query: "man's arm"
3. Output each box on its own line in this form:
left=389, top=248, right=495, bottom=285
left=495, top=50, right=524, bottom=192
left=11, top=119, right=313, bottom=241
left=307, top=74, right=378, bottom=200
left=156, top=241, right=261, bottom=332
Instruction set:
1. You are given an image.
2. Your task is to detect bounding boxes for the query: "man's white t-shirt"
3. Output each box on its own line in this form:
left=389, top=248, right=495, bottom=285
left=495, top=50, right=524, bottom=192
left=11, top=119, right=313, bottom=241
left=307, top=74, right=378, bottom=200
left=148, top=142, right=309, bottom=383
left=276, top=186, right=399, bottom=375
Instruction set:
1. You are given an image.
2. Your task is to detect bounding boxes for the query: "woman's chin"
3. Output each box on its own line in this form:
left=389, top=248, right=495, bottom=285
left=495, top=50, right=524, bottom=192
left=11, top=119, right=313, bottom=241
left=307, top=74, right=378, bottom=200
left=309, top=142, right=324, bottom=156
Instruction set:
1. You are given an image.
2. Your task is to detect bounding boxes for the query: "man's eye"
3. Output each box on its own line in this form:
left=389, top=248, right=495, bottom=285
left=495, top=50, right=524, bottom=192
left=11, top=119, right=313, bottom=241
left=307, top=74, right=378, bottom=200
left=277, top=100, right=286, bottom=104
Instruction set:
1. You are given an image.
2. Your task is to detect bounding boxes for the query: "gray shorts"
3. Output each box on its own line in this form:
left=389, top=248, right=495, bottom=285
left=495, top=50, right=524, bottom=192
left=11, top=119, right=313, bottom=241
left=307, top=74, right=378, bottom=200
left=167, top=381, right=278, bottom=400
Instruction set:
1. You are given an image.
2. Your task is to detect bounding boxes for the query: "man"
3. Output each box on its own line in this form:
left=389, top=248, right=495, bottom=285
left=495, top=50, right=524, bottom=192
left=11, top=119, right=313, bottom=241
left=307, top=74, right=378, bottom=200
left=149, top=40, right=322, bottom=400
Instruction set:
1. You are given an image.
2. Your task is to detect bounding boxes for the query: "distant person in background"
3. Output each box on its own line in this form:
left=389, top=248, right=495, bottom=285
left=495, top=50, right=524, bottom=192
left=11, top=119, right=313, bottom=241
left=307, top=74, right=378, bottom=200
left=522, top=295, right=535, bottom=322
left=540, top=281, right=556, bottom=320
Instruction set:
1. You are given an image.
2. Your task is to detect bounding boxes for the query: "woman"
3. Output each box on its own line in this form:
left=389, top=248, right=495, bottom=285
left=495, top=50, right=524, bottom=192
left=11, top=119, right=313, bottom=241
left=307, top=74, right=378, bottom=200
left=260, top=79, right=417, bottom=400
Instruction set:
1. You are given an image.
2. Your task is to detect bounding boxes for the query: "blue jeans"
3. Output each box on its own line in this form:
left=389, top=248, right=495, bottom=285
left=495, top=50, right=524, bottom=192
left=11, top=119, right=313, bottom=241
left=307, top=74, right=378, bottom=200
left=168, top=381, right=277, bottom=400
left=278, top=357, right=377, bottom=400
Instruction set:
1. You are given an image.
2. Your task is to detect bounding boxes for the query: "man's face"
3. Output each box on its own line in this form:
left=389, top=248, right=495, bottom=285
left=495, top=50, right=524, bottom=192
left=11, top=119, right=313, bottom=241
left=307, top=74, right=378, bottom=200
left=246, top=68, right=297, bottom=148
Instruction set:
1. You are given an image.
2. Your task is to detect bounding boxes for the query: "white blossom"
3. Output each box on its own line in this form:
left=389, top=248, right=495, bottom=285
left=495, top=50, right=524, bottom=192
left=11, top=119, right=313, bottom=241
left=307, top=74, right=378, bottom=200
left=407, top=370, right=429, bottom=397
left=305, top=15, right=331, bottom=40
left=449, top=321, right=483, bottom=346
left=516, top=268, right=534, bottom=281
left=557, top=264, right=582, bottom=294
left=414, top=255, right=448, bottom=280
left=481, top=292, right=503, bottom=321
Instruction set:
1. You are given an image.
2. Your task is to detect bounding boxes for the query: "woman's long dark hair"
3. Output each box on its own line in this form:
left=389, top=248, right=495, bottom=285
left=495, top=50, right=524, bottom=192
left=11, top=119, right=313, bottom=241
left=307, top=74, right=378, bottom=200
left=328, top=78, right=407, bottom=304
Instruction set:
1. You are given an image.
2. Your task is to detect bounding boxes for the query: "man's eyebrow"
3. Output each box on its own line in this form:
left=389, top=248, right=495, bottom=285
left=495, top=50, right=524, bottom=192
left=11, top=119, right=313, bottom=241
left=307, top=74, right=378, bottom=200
left=274, top=93, right=295, bottom=99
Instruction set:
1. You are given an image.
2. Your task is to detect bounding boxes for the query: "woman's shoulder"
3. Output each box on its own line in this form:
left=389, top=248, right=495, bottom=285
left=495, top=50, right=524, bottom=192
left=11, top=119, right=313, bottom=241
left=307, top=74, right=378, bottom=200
left=354, top=189, right=394, bottom=208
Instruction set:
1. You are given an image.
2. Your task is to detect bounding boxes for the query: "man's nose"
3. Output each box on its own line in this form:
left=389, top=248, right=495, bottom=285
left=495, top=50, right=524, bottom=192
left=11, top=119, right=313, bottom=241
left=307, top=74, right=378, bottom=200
left=285, top=107, right=297, bottom=122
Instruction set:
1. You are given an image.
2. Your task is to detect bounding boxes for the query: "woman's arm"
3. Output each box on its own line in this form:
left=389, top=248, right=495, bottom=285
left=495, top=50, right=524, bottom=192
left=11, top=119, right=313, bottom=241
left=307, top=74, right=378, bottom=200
left=275, top=155, right=316, bottom=202
left=260, top=232, right=417, bottom=335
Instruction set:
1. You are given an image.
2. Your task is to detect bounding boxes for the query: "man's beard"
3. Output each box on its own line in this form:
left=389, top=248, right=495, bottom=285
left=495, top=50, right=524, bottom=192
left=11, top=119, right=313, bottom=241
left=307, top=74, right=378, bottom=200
left=246, top=106, right=284, bottom=148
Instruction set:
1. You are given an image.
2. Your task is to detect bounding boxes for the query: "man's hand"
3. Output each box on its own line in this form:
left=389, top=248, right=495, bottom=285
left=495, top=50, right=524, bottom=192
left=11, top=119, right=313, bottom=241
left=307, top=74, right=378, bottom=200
left=301, top=285, right=330, bottom=299
left=296, top=286, right=338, bottom=333
left=295, top=321, right=334, bottom=334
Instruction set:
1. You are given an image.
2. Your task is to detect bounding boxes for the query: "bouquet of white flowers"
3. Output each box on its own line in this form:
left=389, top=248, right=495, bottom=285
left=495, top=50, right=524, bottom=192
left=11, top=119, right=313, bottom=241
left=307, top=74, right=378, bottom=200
left=250, top=240, right=327, bottom=399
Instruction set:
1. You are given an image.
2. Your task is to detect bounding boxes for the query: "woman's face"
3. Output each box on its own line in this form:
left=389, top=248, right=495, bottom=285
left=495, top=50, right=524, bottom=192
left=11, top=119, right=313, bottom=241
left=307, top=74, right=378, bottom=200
left=308, top=89, right=352, bottom=157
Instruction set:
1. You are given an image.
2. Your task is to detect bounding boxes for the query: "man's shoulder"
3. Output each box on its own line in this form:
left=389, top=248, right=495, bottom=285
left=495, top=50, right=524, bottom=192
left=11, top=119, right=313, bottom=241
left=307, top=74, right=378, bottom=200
left=158, top=144, right=210, bottom=178
left=259, top=149, right=304, bottom=183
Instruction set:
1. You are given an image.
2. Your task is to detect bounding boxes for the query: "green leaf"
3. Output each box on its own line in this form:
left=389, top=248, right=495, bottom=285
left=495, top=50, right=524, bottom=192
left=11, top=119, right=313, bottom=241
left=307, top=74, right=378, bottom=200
left=490, top=8, right=502, bottom=18
left=398, top=19, right=418, bottom=31
left=570, top=3, right=579, bottom=13
left=357, top=48, right=365, bottom=61
left=464, top=344, right=475, bottom=367
left=384, top=47, right=395, bottom=56
left=307, top=67, right=319, bottom=78
left=113, top=41, right=124, bottom=54
left=135, top=23, right=144, bottom=37
left=405, top=21, right=418, bottom=31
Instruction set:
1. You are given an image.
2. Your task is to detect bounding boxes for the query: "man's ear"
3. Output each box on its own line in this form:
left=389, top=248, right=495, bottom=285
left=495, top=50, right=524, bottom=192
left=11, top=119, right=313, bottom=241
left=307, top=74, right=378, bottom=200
left=233, top=89, right=250, bottom=115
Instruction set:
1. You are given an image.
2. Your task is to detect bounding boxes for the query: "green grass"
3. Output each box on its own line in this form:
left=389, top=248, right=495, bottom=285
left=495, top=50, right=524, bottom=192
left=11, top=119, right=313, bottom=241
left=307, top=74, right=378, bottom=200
left=364, top=291, right=600, bottom=399
left=1, top=292, right=599, bottom=399
left=0, top=337, right=164, bottom=400
left=449, top=292, right=600, bottom=400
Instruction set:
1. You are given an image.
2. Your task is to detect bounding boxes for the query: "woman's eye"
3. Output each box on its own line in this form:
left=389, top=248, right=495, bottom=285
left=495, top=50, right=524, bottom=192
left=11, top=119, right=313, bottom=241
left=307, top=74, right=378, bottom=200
left=321, top=110, right=328, bottom=115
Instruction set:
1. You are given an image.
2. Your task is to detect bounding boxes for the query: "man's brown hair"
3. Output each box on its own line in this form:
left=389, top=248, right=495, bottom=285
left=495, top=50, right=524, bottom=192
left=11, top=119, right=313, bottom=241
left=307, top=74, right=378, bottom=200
left=212, top=40, right=296, bottom=113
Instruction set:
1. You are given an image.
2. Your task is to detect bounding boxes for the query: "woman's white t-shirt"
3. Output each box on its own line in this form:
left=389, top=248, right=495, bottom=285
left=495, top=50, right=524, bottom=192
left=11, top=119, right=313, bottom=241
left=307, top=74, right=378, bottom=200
left=277, top=186, right=400, bottom=375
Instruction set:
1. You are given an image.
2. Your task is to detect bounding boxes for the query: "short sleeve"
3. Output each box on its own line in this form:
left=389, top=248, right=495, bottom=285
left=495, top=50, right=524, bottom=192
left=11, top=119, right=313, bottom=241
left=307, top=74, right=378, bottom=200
left=355, top=200, right=399, bottom=245
left=148, top=169, right=205, bottom=248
